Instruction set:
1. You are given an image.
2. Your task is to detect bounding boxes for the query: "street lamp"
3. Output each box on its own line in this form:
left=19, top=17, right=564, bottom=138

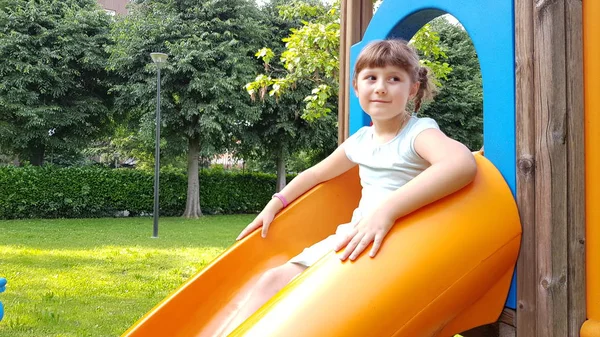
left=150, top=52, right=168, bottom=238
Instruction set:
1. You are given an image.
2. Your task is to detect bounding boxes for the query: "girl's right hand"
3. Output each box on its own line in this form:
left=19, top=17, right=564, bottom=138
left=236, top=200, right=282, bottom=240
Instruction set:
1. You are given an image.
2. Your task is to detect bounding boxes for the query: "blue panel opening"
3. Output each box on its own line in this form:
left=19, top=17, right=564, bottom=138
left=349, top=0, right=517, bottom=309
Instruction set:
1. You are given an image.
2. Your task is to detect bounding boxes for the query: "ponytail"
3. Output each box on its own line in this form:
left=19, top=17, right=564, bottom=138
left=414, top=66, right=437, bottom=113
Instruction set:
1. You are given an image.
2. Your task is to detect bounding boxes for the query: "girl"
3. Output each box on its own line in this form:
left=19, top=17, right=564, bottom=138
left=220, top=39, right=477, bottom=336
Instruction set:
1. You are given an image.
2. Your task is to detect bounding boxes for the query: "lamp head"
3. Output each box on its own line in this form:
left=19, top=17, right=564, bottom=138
left=150, top=52, right=168, bottom=64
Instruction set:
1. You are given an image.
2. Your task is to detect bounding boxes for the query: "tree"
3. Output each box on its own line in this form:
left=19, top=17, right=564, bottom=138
left=246, top=0, right=452, bottom=122
left=0, top=0, right=115, bottom=165
left=234, top=0, right=337, bottom=191
left=420, top=18, right=483, bottom=150
left=108, top=0, right=266, bottom=218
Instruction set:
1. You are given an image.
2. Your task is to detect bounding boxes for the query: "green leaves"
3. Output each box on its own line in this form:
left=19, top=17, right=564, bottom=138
left=0, top=0, right=114, bottom=164
left=245, top=2, right=452, bottom=122
left=107, top=0, right=265, bottom=157
left=245, top=0, right=340, bottom=121
left=0, top=166, right=289, bottom=219
left=234, top=0, right=337, bottom=174
left=419, top=18, right=483, bottom=151
left=255, top=47, right=275, bottom=65
left=410, top=23, right=452, bottom=86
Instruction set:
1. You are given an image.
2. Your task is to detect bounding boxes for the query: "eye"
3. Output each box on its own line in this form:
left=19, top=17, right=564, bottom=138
left=365, top=75, right=376, bottom=80
left=390, top=76, right=401, bottom=82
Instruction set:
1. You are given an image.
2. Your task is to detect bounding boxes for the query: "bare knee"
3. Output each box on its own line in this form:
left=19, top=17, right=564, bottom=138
left=255, top=263, right=305, bottom=296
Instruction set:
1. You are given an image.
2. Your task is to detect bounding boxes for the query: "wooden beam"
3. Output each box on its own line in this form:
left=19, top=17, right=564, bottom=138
left=338, top=0, right=372, bottom=144
left=533, top=0, right=569, bottom=335
left=565, top=0, right=587, bottom=334
left=515, top=0, right=537, bottom=336
left=338, top=0, right=349, bottom=145
left=460, top=323, right=499, bottom=337
left=499, top=308, right=516, bottom=328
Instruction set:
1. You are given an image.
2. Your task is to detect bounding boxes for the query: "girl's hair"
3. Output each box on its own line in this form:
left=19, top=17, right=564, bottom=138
left=353, top=39, right=437, bottom=113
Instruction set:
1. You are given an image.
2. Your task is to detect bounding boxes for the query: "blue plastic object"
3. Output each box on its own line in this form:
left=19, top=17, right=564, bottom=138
left=348, top=0, right=517, bottom=308
left=0, top=277, right=6, bottom=322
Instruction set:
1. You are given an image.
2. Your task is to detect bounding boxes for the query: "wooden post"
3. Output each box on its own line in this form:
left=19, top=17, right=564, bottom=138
left=515, top=0, right=537, bottom=336
left=338, top=0, right=372, bottom=144
left=515, top=0, right=586, bottom=336
left=534, top=0, right=569, bottom=335
left=565, top=0, right=586, bottom=334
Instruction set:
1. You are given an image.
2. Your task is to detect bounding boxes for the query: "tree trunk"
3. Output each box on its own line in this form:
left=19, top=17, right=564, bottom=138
left=183, top=136, right=203, bottom=218
left=29, top=144, right=45, bottom=166
left=275, top=147, right=286, bottom=192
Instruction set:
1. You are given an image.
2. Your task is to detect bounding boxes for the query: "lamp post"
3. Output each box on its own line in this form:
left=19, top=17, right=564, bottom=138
left=150, top=52, right=168, bottom=238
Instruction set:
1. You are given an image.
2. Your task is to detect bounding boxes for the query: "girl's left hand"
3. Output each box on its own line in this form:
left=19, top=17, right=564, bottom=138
left=334, top=211, right=395, bottom=261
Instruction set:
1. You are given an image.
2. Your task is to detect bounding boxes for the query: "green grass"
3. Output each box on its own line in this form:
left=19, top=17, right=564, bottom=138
left=0, top=215, right=253, bottom=337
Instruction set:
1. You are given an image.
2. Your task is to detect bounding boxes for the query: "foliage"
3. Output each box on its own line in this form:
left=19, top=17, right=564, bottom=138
left=420, top=18, right=483, bottom=150
left=107, top=0, right=265, bottom=158
left=410, top=23, right=452, bottom=87
left=234, top=0, right=337, bottom=181
left=0, top=166, right=294, bottom=219
left=245, top=0, right=340, bottom=121
left=0, top=215, right=252, bottom=337
left=0, top=0, right=115, bottom=165
left=108, top=0, right=268, bottom=216
left=245, top=1, right=452, bottom=121
left=246, top=148, right=328, bottom=173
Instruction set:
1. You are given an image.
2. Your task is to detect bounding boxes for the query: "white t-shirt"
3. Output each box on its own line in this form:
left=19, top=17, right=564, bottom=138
left=344, top=116, right=440, bottom=220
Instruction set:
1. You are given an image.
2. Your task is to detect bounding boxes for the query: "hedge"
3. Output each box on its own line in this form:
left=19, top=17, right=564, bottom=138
left=0, top=166, right=292, bottom=219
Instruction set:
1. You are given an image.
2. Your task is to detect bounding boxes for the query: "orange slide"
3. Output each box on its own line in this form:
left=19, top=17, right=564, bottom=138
left=122, top=153, right=521, bottom=337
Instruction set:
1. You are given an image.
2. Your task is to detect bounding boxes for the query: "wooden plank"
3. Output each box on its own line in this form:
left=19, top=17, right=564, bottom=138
left=457, top=309, right=514, bottom=337
left=499, top=308, right=516, bottom=328
left=499, top=323, right=516, bottom=337
left=583, top=0, right=600, bottom=323
left=514, top=0, right=537, bottom=336
left=460, top=323, right=499, bottom=337
left=360, top=0, right=372, bottom=35
left=533, top=0, right=569, bottom=336
left=338, top=0, right=348, bottom=145
left=565, top=0, right=587, bottom=334
left=338, top=0, right=372, bottom=145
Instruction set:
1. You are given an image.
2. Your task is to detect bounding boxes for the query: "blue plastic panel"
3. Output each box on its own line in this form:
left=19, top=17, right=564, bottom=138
left=348, top=0, right=517, bottom=308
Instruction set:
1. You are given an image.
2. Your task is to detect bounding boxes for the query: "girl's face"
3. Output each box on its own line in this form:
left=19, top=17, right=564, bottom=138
left=353, top=65, right=419, bottom=122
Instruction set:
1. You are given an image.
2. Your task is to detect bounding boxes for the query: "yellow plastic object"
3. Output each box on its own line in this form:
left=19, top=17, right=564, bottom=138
left=582, top=0, right=600, bottom=335
left=123, top=153, right=521, bottom=337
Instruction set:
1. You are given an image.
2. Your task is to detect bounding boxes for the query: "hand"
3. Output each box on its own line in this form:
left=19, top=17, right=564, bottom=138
left=335, top=211, right=395, bottom=261
left=236, top=199, right=282, bottom=240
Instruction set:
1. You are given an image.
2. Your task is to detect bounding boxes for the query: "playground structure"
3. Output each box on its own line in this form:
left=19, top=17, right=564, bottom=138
left=123, top=155, right=521, bottom=337
left=121, top=0, right=599, bottom=336
left=0, top=278, right=6, bottom=322
left=337, top=1, right=596, bottom=336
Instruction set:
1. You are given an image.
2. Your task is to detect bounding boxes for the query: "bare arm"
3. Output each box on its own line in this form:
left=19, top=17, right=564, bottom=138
left=237, top=143, right=357, bottom=240
left=337, top=128, right=477, bottom=260
left=377, top=128, right=477, bottom=221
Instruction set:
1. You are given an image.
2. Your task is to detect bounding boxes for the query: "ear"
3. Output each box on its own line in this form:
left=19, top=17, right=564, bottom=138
left=353, top=80, right=358, bottom=96
left=409, top=82, right=420, bottom=98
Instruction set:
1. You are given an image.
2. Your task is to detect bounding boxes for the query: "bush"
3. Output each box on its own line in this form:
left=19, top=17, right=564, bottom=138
left=0, top=166, right=291, bottom=219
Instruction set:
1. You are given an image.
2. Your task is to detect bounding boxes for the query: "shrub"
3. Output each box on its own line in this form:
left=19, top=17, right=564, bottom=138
left=0, top=166, right=291, bottom=219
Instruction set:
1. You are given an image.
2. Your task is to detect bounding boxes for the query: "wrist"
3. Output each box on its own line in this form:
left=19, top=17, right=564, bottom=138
left=267, top=197, right=284, bottom=212
left=373, top=204, right=396, bottom=223
left=271, top=193, right=288, bottom=208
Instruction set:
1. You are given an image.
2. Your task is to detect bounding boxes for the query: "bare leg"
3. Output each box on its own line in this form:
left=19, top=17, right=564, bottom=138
left=218, top=263, right=306, bottom=337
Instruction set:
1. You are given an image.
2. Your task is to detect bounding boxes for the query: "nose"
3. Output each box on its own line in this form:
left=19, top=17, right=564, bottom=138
left=374, top=80, right=387, bottom=95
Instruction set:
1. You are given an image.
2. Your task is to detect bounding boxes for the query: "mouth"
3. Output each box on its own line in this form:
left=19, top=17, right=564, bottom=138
left=370, top=100, right=391, bottom=103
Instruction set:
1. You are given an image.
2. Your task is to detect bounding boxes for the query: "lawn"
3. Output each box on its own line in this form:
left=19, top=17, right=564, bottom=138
left=0, top=215, right=253, bottom=337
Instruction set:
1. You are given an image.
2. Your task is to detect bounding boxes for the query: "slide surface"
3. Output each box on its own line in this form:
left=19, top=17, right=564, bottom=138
left=123, top=153, right=521, bottom=337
